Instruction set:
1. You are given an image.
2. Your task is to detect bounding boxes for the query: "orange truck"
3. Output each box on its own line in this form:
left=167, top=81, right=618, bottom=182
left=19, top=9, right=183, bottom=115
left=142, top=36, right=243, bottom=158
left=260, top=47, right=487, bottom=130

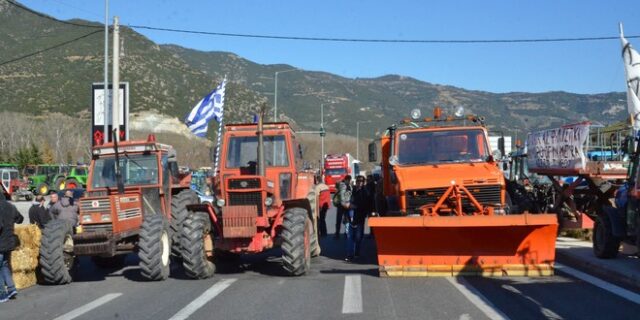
left=367, top=107, right=558, bottom=277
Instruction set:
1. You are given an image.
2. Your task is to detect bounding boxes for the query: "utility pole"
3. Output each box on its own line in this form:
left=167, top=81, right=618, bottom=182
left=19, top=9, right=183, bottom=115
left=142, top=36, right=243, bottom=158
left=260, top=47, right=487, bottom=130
left=112, top=16, right=120, bottom=142
left=104, top=0, right=109, bottom=142
left=321, top=103, right=325, bottom=168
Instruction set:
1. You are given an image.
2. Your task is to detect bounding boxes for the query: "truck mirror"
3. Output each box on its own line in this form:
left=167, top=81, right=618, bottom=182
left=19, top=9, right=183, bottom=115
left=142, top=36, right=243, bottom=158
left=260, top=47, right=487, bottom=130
left=498, top=137, right=505, bottom=157
left=623, top=136, right=634, bottom=154
left=368, top=142, right=377, bottom=162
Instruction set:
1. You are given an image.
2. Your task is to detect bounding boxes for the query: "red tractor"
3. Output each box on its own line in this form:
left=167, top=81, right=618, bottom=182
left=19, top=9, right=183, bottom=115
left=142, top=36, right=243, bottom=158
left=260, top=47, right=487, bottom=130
left=39, top=135, right=198, bottom=284
left=180, top=116, right=327, bottom=278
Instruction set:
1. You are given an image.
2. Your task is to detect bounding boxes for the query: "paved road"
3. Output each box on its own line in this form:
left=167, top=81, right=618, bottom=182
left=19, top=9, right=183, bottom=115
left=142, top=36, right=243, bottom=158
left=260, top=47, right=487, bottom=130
left=3, top=205, right=640, bottom=320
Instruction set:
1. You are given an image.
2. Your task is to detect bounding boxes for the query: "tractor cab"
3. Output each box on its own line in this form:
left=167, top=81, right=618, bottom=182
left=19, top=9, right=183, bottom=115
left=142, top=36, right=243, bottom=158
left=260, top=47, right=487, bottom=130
left=217, top=122, right=304, bottom=218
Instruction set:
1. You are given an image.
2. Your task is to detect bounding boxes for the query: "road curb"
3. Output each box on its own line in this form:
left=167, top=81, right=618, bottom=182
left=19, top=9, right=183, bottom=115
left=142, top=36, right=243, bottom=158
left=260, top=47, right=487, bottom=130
left=556, top=249, right=640, bottom=290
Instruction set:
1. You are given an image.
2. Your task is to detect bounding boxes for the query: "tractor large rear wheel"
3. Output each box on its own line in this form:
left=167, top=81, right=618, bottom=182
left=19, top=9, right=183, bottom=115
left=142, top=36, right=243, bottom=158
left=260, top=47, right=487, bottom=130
left=170, top=189, right=198, bottom=257
left=181, top=211, right=215, bottom=279
left=139, top=214, right=171, bottom=281
left=281, top=207, right=312, bottom=276
left=65, top=178, right=80, bottom=190
left=39, top=220, right=75, bottom=284
left=593, top=214, right=621, bottom=259
left=55, top=177, right=66, bottom=191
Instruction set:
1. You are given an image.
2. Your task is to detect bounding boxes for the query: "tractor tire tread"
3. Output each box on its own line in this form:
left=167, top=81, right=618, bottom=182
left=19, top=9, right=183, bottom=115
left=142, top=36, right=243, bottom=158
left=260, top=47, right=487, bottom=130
left=138, top=214, right=170, bottom=281
left=39, top=220, right=74, bottom=284
left=181, top=212, right=215, bottom=279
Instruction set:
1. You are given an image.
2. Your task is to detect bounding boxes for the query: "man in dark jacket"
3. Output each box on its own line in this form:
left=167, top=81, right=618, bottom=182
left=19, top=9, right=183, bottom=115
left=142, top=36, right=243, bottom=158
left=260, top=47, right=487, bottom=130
left=28, top=195, right=51, bottom=229
left=345, top=175, right=371, bottom=261
left=334, top=175, right=352, bottom=239
left=0, top=192, right=24, bottom=302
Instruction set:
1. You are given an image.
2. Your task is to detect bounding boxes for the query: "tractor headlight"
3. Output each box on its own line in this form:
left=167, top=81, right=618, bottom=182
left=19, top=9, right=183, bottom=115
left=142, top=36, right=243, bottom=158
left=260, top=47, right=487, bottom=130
left=82, top=215, right=92, bottom=223
left=101, top=213, right=111, bottom=222
left=264, top=196, right=274, bottom=207
left=216, top=198, right=225, bottom=207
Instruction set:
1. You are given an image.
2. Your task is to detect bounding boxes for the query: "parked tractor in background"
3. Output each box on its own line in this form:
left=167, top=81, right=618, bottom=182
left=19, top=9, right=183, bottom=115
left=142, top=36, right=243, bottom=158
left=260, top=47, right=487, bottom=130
left=24, top=164, right=65, bottom=195
left=180, top=112, right=328, bottom=279
left=56, top=165, right=89, bottom=191
left=39, top=135, right=198, bottom=284
left=1, top=166, right=33, bottom=201
left=367, top=107, right=558, bottom=277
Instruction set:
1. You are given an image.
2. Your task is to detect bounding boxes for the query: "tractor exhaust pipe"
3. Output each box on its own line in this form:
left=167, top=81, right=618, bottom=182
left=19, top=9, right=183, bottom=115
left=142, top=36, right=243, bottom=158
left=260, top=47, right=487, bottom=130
left=257, top=103, right=266, bottom=177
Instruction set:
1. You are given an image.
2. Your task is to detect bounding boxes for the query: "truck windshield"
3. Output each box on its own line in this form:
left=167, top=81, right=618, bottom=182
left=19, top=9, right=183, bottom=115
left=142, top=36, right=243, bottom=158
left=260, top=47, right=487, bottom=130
left=226, top=135, right=289, bottom=168
left=91, top=154, right=159, bottom=188
left=397, top=129, right=489, bottom=165
left=325, top=168, right=346, bottom=175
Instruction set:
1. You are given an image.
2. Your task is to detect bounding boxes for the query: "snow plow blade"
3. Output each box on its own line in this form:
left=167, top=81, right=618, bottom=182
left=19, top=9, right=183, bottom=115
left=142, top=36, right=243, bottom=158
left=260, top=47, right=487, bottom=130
left=369, top=214, right=558, bottom=277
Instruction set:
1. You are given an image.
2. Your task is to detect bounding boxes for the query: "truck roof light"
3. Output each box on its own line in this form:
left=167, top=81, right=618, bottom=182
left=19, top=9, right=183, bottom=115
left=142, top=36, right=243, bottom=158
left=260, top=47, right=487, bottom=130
left=147, top=134, right=156, bottom=142
left=410, top=109, right=421, bottom=120
left=434, top=107, right=442, bottom=119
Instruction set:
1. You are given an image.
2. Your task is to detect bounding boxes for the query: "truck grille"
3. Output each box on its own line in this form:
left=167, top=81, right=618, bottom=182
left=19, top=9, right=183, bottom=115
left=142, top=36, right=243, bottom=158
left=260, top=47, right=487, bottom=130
left=118, top=207, right=142, bottom=220
left=228, top=192, right=263, bottom=216
left=82, top=223, right=113, bottom=233
left=406, top=184, right=501, bottom=212
left=228, top=178, right=261, bottom=190
left=80, top=199, right=111, bottom=214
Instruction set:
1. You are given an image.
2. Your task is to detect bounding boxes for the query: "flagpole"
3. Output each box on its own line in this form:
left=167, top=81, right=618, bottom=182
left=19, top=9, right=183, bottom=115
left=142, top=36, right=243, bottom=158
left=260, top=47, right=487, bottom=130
left=213, top=76, right=227, bottom=177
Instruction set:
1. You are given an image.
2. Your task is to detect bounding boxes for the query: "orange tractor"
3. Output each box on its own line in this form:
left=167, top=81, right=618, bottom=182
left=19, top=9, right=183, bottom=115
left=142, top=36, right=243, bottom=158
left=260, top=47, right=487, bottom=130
left=367, top=107, right=558, bottom=277
left=39, top=135, right=198, bottom=284
left=180, top=115, right=327, bottom=278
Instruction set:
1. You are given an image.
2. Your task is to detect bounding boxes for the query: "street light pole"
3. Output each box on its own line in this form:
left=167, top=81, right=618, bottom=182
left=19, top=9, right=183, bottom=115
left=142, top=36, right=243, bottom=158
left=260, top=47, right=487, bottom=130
left=273, top=69, right=297, bottom=122
left=321, top=103, right=325, bottom=167
left=104, top=0, right=109, bottom=142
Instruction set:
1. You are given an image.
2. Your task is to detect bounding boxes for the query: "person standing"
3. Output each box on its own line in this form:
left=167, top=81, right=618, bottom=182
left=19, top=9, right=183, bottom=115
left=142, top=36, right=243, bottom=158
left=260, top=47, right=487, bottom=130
left=50, top=190, right=79, bottom=226
left=345, top=176, right=370, bottom=261
left=0, top=193, right=24, bottom=302
left=28, top=195, right=51, bottom=229
left=334, top=175, right=352, bottom=239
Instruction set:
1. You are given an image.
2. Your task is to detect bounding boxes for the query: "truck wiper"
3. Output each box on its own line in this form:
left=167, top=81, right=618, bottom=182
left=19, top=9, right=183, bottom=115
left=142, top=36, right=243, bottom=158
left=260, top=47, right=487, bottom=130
left=123, top=151, right=145, bottom=170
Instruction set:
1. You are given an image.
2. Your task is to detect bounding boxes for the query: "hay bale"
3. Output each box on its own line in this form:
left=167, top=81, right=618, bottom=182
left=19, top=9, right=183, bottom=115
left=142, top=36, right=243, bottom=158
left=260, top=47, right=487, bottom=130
left=14, top=225, right=41, bottom=250
left=12, top=271, right=37, bottom=289
left=10, top=248, right=39, bottom=272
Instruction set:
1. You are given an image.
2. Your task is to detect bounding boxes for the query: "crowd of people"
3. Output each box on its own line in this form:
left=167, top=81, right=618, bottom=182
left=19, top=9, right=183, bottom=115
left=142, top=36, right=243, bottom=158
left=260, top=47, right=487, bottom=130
left=0, top=190, right=78, bottom=303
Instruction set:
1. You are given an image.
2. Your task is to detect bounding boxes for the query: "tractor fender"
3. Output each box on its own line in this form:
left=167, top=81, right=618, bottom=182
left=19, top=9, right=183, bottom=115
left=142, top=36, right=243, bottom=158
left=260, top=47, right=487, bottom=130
left=602, top=205, right=626, bottom=238
left=294, top=172, right=315, bottom=199
left=283, top=198, right=313, bottom=220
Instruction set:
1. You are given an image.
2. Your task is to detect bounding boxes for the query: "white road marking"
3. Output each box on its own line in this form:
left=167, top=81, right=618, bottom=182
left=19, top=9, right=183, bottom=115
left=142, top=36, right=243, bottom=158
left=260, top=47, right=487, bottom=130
left=52, top=293, right=122, bottom=320
left=169, top=278, right=237, bottom=320
left=446, top=277, right=510, bottom=320
left=501, top=285, right=563, bottom=320
left=555, top=263, right=640, bottom=304
left=342, top=275, right=363, bottom=314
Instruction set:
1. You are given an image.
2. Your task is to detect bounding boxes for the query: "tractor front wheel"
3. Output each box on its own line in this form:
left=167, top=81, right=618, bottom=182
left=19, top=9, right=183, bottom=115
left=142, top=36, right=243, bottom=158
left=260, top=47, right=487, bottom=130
left=36, top=183, right=49, bottom=196
left=181, top=211, right=215, bottom=279
left=170, top=189, right=199, bottom=257
left=281, top=207, right=312, bottom=276
left=593, top=213, right=621, bottom=259
left=39, top=220, right=75, bottom=284
left=55, top=177, right=66, bottom=191
left=138, top=214, right=171, bottom=281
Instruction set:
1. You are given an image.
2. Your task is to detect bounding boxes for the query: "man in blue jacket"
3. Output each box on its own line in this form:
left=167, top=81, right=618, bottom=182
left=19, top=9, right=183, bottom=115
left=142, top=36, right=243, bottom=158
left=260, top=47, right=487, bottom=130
left=0, top=192, right=24, bottom=303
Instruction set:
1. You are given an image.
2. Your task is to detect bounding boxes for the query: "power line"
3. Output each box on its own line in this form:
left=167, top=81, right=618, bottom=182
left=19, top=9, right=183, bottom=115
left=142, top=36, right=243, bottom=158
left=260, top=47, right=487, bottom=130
left=0, top=30, right=103, bottom=67
left=6, top=0, right=640, bottom=44
left=129, top=24, right=640, bottom=44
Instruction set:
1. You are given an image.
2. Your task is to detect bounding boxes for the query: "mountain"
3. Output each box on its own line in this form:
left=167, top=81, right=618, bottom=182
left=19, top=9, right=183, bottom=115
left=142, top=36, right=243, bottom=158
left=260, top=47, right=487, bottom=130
left=0, top=1, right=630, bottom=141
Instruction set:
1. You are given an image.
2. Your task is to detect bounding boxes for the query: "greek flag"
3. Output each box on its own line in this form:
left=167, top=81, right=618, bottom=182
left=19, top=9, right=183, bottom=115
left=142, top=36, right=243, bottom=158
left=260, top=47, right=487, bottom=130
left=621, top=23, right=640, bottom=131
left=185, top=79, right=226, bottom=137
